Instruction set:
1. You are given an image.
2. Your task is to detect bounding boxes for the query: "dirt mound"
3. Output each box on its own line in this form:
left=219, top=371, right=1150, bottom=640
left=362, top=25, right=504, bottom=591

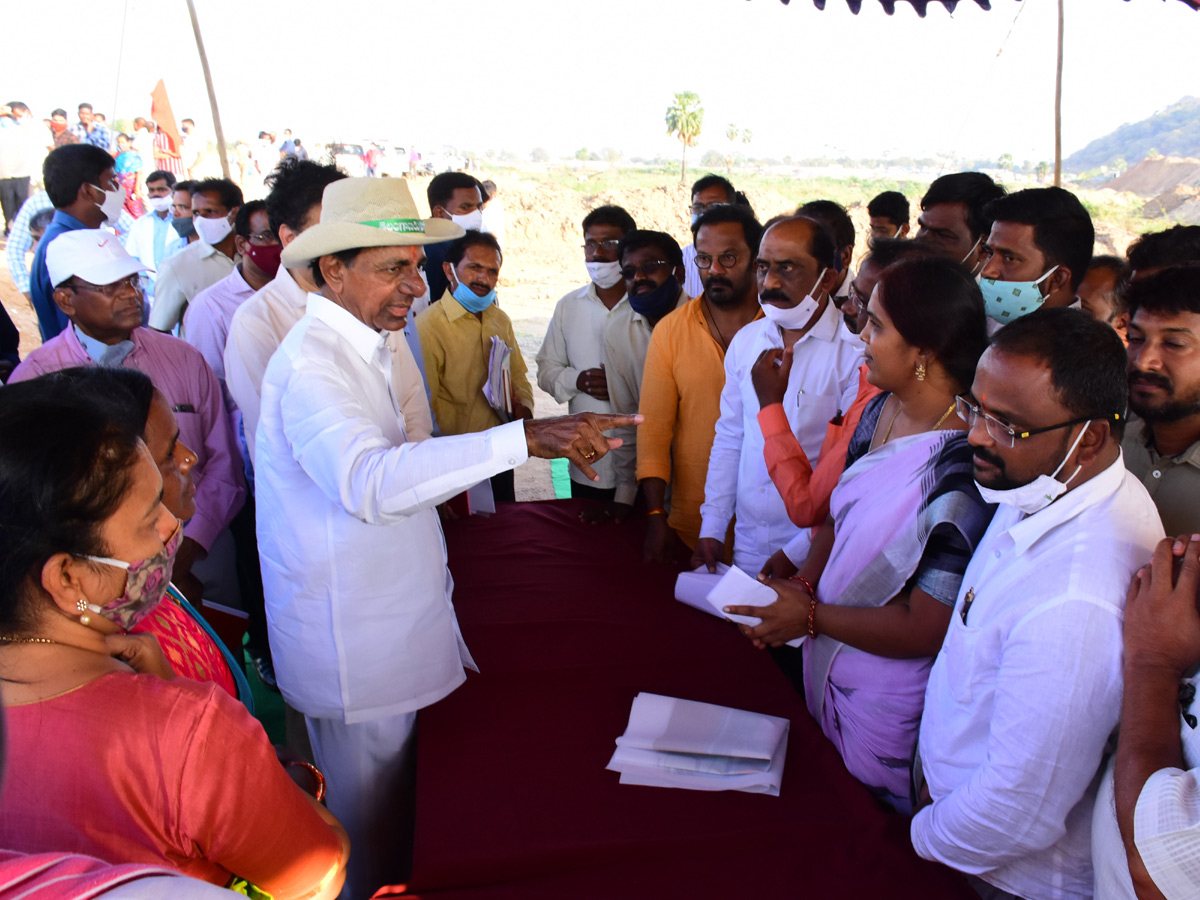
left=1141, top=184, right=1200, bottom=218
left=1109, top=156, right=1200, bottom=197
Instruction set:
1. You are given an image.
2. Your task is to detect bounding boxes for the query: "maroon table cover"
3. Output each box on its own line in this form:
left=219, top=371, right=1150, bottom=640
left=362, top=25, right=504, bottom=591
left=399, top=500, right=974, bottom=900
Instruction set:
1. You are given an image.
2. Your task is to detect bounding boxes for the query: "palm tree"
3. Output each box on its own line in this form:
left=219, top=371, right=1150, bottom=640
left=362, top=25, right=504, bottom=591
left=665, top=92, right=704, bottom=184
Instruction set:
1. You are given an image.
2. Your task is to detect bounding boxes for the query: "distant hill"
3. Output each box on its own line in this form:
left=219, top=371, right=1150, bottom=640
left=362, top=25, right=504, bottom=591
left=1067, top=96, right=1200, bottom=171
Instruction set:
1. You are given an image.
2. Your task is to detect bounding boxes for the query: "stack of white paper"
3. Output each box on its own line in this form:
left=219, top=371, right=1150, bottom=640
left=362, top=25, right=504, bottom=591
left=606, top=693, right=789, bottom=796
left=482, top=335, right=513, bottom=422
left=674, top=564, right=806, bottom=648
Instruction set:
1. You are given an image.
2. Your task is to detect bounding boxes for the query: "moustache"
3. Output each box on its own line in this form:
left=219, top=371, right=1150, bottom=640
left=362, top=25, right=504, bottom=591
left=705, top=276, right=732, bottom=290
left=759, top=289, right=790, bottom=304
left=631, top=279, right=657, bottom=295
left=1129, top=370, right=1172, bottom=391
left=972, top=447, right=1007, bottom=471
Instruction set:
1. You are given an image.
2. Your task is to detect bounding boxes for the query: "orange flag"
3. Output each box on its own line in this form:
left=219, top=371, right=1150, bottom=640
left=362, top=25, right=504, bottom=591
left=149, top=80, right=183, bottom=153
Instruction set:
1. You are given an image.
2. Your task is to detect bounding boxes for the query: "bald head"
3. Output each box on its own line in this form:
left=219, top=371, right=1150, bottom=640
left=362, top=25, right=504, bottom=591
left=757, top=216, right=840, bottom=311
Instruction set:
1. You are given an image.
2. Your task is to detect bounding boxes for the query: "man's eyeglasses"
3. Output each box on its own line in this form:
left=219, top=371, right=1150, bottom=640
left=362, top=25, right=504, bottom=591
left=954, top=395, right=1119, bottom=449
left=619, top=260, right=672, bottom=281
left=841, top=281, right=870, bottom=315
left=247, top=230, right=280, bottom=245
left=582, top=239, right=621, bottom=254
left=690, top=201, right=730, bottom=216
left=694, top=252, right=740, bottom=270
left=64, top=274, right=141, bottom=297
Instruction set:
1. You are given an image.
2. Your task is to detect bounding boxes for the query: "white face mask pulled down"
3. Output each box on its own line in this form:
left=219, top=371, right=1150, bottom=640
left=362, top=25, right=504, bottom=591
left=93, top=183, right=126, bottom=223
left=146, top=195, right=173, bottom=214
left=758, top=268, right=826, bottom=331
left=586, top=260, right=623, bottom=290
left=975, top=420, right=1091, bottom=515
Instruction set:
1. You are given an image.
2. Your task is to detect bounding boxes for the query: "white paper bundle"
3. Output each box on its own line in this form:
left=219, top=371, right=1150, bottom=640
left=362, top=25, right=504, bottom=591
left=607, top=693, right=789, bottom=796
left=673, top=564, right=805, bottom=648
left=482, top=335, right=513, bottom=422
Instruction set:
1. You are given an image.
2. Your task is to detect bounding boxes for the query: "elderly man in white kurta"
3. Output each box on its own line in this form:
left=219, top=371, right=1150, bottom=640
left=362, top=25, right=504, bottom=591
left=255, top=177, right=637, bottom=900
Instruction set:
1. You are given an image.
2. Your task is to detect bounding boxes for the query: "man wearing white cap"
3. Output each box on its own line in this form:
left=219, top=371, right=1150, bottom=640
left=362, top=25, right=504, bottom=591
left=9, top=229, right=246, bottom=608
left=256, top=177, right=639, bottom=899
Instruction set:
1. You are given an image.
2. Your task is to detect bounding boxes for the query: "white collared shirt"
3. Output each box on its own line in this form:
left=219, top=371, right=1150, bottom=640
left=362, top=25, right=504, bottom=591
left=698, top=299, right=862, bottom=573
left=225, top=266, right=432, bottom=464
left=913, top=457, right=1164, bottom=900
left=255, top=293, right=529, bottom=724
left=536, top=282, right=626, bottom=488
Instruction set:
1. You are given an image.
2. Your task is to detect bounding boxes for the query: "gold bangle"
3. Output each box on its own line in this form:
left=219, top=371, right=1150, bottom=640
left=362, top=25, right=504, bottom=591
left=646, top=508, right=666, bottom=516
left=286, top=760, right=326, bottom=803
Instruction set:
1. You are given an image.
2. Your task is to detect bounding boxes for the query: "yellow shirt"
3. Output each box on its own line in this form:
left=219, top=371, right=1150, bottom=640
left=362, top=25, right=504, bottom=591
left=635, top=294, right=761, bottom=548
left=417, top=290, right=535, bottom=437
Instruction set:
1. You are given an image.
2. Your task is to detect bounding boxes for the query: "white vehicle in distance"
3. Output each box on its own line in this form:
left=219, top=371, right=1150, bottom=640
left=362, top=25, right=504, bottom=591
left=425, top=145, right=468, bottom=174
left=377, top=146, right=412, bottom=178
left=330, top=143, right=367, bottom=177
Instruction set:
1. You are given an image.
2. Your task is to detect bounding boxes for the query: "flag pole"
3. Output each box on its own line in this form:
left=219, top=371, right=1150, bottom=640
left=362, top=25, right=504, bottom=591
left=1056, top=0, right=1065, bottom=187
left=184, top=0, right=231, bottom=180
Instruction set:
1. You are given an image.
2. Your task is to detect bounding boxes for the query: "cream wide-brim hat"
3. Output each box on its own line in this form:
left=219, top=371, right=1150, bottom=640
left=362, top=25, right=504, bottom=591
left=280, top=177, right=464, bottom=267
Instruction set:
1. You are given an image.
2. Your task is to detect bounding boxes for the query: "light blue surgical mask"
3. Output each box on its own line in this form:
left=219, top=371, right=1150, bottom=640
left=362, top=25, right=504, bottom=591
left=978, top=265, right=1059, bottom=324
left=451, top=274, right=496, bottom=313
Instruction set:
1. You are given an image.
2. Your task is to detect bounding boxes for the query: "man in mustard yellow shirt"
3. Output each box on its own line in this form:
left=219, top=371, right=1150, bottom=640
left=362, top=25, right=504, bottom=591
left=417, top=230, right=534, bottom=501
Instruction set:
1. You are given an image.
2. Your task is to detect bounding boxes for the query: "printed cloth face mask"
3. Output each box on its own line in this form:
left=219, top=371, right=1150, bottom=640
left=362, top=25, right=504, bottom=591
left=81, top=519, right=182, bottom=630
left=978, top=266, right=1059, bottom=324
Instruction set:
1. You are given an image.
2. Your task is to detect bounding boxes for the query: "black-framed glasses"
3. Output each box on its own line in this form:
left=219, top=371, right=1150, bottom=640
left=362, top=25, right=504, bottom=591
left=955, top=395, right=1120, bottom=449
left=690, top=201, right=730, bottom=216
left=620, top=260, right=671, bottom=281
left=694, top=252, right=740, bottom=270
left=65, top=274, right=141, bottom=297
left=247, top=230, right=280, bottom=245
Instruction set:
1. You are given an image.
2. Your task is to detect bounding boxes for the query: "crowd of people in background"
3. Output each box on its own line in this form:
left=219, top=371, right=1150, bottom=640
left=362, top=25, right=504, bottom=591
left=2, top=92, right=1200, bottom=900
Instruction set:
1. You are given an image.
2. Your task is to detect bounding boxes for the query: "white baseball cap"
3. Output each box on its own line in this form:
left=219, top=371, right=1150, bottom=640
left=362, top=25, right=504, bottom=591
left=47, top=229, right=153, bottom=288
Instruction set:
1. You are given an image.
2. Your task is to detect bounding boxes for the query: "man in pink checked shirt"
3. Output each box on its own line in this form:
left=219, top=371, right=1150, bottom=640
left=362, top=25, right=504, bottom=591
left=9, top=228, right=245, bottom=605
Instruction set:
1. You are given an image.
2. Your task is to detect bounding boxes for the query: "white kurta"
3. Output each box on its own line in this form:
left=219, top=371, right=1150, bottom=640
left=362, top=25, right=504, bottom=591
left=536, top=282, right=625, bottom=488
left=698, top=300, right=862, bottom=573
left=256, top=294, right=528, bottom=724
left=913, top=457, right=1164, bottom=900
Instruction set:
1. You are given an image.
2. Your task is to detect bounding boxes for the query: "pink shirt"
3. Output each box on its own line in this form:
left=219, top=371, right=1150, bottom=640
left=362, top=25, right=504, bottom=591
left=9, top=327, right=245, bottom=551
left=0, top=674, right=342, bottom=892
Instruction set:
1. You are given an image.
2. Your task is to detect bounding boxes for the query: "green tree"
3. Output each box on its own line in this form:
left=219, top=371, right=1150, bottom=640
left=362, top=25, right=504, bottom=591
left=602, top=147, right=622, bottom=164
left=1035, top=161, right=1049, bottom=182
left=575, top=147, right=590, bottom=161
left=665, top=91, right=704, bottom=183
left=530, top=147, right=550, bottom=163
left=998, top=153, right=1014, bottom=176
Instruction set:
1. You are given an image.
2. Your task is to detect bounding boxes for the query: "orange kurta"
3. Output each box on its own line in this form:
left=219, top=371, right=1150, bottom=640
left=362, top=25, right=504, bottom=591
left=636, top=295, right=761, bottom=548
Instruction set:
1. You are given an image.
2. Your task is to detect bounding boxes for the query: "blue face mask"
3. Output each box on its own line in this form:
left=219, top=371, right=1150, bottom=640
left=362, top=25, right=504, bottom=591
left=628, top=276, right=680, bottom=321
left=451, top=276, right=496, bottom=313
left=978, top=265, right=1059, bottom=324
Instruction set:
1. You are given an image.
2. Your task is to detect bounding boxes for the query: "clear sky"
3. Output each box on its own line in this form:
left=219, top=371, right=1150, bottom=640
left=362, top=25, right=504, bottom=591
left=6, top=0, right=1198, bottom=164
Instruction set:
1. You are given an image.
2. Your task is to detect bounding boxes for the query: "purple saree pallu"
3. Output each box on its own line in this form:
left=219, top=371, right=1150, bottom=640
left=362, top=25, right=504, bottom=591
left=802, top=426, right=992, bottom=811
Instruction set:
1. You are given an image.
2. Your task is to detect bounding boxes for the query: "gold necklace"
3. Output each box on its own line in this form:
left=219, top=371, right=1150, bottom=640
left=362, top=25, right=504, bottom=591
left=0, top=635, right=57, bottom=645
left=882, top=399, right=959, bottom=445
left=932, top=400, right=958, bottom=430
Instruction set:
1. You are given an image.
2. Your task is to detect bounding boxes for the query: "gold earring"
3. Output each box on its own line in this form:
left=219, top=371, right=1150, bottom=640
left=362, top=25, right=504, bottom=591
left=76, top=597, right=91, bottom=626
left=915, top=362, right=926, bottom=382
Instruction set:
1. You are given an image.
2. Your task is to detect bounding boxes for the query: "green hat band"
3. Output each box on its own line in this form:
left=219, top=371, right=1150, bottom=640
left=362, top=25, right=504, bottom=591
left=361, top=218, right=426, bottom=234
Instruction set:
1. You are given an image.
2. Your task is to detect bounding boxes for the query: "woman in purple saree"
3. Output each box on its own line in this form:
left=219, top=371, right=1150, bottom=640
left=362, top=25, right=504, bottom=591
left=728, top=256, right=994, bottom=811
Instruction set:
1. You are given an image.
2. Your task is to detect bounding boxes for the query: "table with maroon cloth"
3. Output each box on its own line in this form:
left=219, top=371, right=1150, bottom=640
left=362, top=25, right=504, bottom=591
left=401, top=500, right=973, bottom=900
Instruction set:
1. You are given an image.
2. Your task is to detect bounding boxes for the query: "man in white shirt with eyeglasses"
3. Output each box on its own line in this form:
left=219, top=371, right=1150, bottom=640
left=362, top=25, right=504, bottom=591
left=913, top=308, right=1164, bottom=900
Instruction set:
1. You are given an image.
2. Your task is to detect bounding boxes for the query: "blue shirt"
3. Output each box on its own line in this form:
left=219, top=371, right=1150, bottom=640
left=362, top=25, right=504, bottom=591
left=29, top=210, right=88, bottom=341
left=424, top=240, right=451, bottom=306
left=71, top=121, right=113, bottom=151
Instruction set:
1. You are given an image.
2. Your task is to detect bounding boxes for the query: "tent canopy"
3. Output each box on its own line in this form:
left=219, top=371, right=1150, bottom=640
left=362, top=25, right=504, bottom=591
left=769, top=0, right=1198, bottom=16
